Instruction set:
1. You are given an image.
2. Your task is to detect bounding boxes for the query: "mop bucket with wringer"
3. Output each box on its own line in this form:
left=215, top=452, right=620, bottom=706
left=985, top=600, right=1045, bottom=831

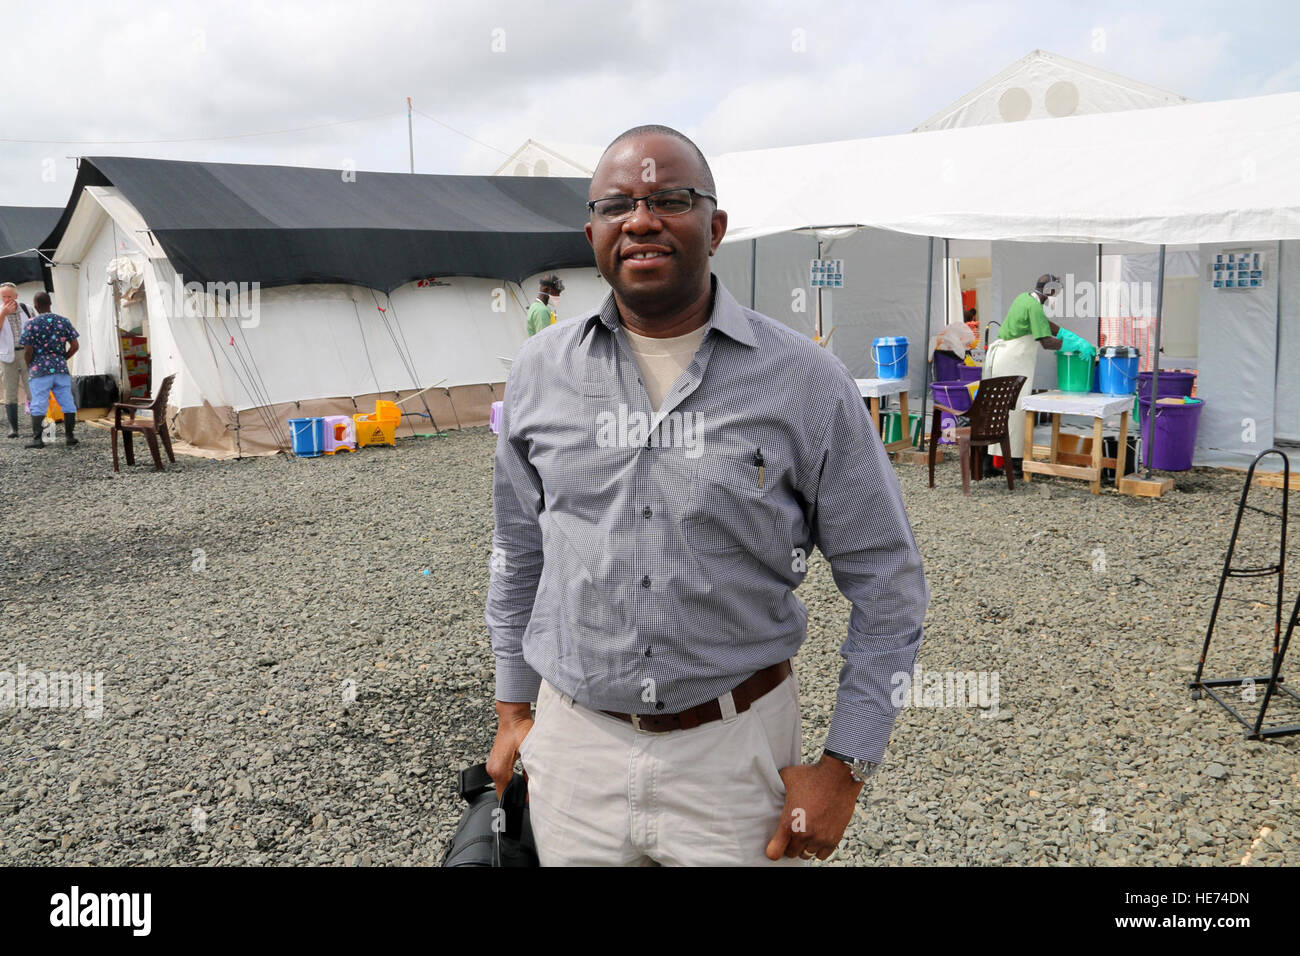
left=872, top=337, right=909, bottom=380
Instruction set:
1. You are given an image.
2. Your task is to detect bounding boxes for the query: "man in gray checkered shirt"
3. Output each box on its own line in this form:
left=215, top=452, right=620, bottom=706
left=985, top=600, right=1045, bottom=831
left=486, top=125, right=929, bottom=866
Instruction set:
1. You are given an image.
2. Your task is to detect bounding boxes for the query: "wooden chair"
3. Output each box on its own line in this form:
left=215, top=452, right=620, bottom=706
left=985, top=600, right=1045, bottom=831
left=111, top=373, right=177, bottom=473
left=928, top=375, right=1027, bottom=495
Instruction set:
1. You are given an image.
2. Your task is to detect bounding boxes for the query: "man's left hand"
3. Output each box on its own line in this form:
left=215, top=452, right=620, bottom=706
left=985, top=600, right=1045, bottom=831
left=765, top=755, right=863, bottom=861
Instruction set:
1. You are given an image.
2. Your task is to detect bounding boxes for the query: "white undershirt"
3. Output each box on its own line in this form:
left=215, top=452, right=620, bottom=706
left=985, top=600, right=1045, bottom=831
left=621, top=323, right=707, bottom=412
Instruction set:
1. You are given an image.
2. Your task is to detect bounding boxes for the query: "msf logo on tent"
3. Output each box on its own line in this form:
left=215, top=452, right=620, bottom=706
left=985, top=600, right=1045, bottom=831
left=160, top=275, right=262, bottom=328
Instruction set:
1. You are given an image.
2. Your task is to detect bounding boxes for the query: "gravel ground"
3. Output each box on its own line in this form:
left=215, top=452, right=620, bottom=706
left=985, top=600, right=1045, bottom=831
left=1, top=422, right=1296, bottom=866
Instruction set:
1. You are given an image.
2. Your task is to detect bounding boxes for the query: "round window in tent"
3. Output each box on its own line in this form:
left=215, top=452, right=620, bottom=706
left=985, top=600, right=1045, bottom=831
left=1045, top=80, right=1080, bottom=117
left=997, top=87, right=1032, bottom=122
left=514, top=163, right=529, bottom=175
left=533, top=159, right=549, bottom=176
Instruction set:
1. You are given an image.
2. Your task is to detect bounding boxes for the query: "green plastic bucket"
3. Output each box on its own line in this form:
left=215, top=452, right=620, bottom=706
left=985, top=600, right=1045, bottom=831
left=1057, top=351, right=1093, bottom=393
left=883, top=410, right=922, bottom=447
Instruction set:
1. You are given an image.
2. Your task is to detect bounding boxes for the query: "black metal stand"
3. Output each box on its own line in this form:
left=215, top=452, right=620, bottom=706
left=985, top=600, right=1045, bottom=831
left=1190, top=449, right=1299, bottom=739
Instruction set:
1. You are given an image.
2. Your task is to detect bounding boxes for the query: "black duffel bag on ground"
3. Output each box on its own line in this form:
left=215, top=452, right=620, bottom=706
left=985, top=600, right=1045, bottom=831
left=441, top=763, right=538, bottom=867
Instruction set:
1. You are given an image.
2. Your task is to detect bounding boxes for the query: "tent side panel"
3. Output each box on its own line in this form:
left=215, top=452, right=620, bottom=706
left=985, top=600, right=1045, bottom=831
left=1275, top=240, right=1300, bottom=443
left=1194, top=241, right=1278, bottom=467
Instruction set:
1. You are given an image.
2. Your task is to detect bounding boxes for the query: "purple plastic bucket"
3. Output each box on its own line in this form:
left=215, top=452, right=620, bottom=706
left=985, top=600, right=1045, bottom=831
left=955, top=364, right=983, bottom=383
left=930, top=380, right=973, bottom=413
left=933, top=351, right=963, bottom=382
left=1139, top=398, right=1203, bottom=471
left=1137, top=370, right=1195, bottom=403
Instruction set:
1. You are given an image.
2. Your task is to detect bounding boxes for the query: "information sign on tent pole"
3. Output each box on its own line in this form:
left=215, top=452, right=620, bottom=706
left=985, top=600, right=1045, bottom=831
left=810, top=258, right=844, bottom=288
left=811, top=254, right=843, bottom=343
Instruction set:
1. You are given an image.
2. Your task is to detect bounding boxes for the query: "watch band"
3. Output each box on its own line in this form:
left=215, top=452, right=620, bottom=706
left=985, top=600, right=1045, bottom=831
left=823, top=749, right=878, bottom=784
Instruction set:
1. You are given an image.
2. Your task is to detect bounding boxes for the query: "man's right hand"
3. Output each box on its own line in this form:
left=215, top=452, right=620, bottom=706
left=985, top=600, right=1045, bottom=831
left=487, top=700, right=534, bottom=800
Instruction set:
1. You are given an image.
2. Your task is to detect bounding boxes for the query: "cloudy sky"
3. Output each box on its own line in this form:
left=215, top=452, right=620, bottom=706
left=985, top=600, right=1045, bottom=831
left=2, top=0, right=1297, bottom=208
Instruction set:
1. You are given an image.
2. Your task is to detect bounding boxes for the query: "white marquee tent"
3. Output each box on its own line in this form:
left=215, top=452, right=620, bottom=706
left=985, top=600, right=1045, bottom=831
left=705, top=91, right=1300, bottom=469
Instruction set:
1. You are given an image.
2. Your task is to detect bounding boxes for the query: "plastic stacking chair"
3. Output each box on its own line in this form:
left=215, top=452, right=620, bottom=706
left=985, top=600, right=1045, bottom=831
left=928, top=374, right=1026, bottom=495
left=111, top=373, right=177, bottom=473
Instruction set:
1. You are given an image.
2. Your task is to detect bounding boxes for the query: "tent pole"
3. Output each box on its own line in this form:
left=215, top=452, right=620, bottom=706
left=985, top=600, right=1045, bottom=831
left=815, top=239, right=823, bottom=340
left=1096, top=243, right=1103, bottom=345
left=1142, top=244, right=1167, bottom=477
left=749, top=239, right=757, bottom=309
left=407, top=97, right=415, bottom=174
left=918, top=236, right=936, bottom=452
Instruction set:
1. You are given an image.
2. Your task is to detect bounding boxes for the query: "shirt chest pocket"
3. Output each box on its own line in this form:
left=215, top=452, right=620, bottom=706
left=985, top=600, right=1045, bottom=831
left=682, top=449, right=788, bottom=557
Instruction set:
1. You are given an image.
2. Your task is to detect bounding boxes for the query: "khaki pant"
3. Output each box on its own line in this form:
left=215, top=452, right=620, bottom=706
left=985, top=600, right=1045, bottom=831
left=2, top=353, right=28, bottom=405
left=520, top=673, right=804, bottom=866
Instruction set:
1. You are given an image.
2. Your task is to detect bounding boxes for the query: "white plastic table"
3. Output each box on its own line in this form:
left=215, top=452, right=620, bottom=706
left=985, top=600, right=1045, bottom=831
left=855, top=378, right=912, bottom=453
left=1020, top=390, right=1133, bottom=494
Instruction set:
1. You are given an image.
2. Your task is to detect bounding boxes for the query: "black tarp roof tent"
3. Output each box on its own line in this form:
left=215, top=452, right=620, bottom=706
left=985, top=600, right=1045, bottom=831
left=45, top=156, right=604, bottom=456
left=0, top=205, right=61, bottom=287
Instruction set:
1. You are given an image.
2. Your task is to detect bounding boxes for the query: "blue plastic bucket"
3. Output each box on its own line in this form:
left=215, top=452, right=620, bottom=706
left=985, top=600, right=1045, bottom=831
left=1098, top=346, right=1140, bottom=395
left=289, top=417, right=325, bottom=458
left=873, top=336, right=909, bottom=380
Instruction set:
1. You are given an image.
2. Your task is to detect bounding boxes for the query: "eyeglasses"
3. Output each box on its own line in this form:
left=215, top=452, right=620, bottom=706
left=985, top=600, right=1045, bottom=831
left=587, top=187, right=717, bottom=224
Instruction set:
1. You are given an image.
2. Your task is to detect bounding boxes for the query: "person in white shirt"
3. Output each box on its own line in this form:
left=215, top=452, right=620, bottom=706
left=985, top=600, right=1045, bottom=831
left=0, top=282, right=36, bottom=438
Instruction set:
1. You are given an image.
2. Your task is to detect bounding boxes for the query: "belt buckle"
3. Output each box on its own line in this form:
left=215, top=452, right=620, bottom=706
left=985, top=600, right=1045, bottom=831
left=629, top=714, right=664, bottom=735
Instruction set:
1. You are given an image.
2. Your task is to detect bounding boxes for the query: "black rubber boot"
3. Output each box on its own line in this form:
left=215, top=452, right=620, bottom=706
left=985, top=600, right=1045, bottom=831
left=4, top=402, right=17, bottom=438
left=1011, top=456, right=1024, bottom=479
left=24, top=415, right=45, bottom=448
left=64, top=415, right=79, bottom=446
left=983, top=451, right=1003, bottom=477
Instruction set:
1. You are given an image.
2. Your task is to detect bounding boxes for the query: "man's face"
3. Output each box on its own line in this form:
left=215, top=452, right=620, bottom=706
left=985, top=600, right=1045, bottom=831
left=585, top=134, right=726, bottom=315
left=0, top=288, right=15, bottom=314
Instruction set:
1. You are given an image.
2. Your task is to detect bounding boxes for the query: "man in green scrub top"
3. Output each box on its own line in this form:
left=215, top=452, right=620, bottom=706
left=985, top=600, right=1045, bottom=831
left=526, top=275, right=565, bottom=337
left=982, top=273, right=1064, bottom=477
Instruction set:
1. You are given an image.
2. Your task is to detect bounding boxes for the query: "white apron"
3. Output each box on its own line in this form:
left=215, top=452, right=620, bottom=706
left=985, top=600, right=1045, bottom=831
left=981, top=334, right=1040, bottom=459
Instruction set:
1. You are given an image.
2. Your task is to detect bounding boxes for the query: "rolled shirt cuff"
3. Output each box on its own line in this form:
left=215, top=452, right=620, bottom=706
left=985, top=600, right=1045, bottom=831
left=494, top=657, right=543, bottom=704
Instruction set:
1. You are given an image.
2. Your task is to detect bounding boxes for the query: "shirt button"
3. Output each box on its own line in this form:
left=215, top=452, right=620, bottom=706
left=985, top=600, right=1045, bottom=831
left=644, top=647, right=653, bottom=657
left=641, top=576, right=651, bottom=589
left=642, top=506, right=652, bottom=518
left=654, top=701, right=665, bottom=711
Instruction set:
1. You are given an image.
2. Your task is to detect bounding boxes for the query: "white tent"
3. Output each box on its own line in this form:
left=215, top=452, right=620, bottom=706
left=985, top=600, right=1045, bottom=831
left=493, top=140, right=603, bottom=177
left=47, top=164, right=608, bottom=457
left=914, top=49, right=1193, bottom=131
left=712, top=91, right=1300, bottom=245
left=708, top=92, right=1300, bottom=469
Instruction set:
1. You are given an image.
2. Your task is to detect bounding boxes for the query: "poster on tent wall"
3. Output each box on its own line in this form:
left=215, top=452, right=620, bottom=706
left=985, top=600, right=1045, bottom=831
left=1210, top=251, right=1266, bottom=290
left=810, top=259, right=844, bottom=288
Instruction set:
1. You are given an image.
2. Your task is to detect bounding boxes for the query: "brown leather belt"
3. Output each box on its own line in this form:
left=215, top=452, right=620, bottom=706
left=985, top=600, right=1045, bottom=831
left=602, top=659, right=792, bottom=733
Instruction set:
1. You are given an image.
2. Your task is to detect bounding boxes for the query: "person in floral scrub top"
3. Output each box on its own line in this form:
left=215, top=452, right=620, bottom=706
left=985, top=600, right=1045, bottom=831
left=18, top=291, right=79, bottom=449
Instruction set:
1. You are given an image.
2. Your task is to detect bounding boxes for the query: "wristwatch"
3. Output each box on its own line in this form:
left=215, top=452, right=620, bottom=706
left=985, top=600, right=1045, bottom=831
left=823, top=749, right=879, bottom=784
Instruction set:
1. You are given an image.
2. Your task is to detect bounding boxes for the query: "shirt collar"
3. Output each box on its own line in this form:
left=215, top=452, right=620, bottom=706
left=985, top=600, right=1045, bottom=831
left=580, top=276, right=757, bottom=348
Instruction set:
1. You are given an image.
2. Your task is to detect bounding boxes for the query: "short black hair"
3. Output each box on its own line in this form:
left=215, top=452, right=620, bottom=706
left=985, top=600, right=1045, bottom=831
left=34, top=291, right=51, bottom=312
left=600, top=124, right=715, bottom=195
